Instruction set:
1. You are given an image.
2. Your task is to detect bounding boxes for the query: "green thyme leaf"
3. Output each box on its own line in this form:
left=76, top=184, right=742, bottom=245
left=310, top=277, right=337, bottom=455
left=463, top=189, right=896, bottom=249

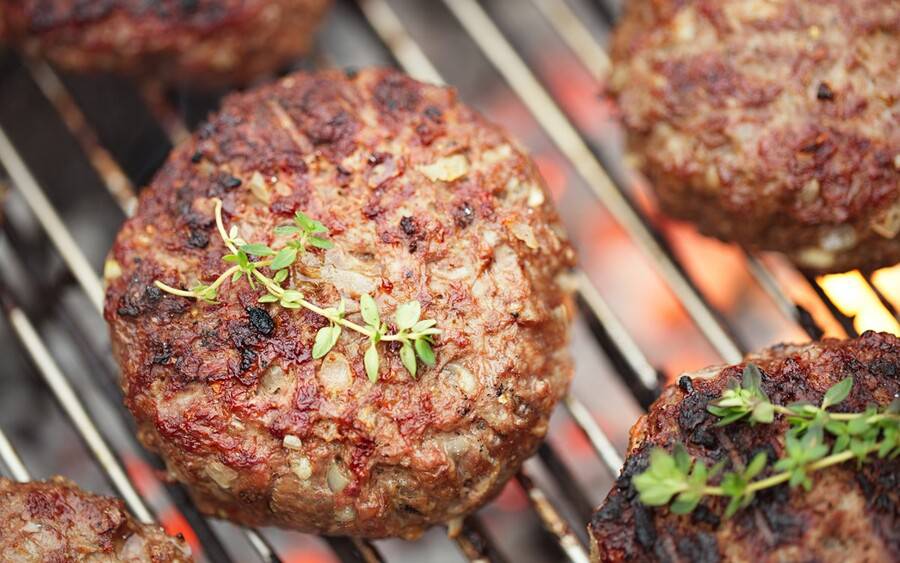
left=752, top=401, right=775, bottom=424
left=281, top=290, right=302, bottom=303
left=312, top=326, right=341, bottom=359
left=395, top=301, right=421, bottom=331
left=744, top=452, right=767, bottom=480
left=241, top=243, right=275, bottom=257
left=822, top=377, right=853, bottom=410
left=360, top=294, right=380, bottom=327
left=270, top=247, right=297, bottom=271
left=742, top=364, right=764, bottom=393
left=671, top=491, right=701, bottom=515
left=364, top=343, right=380, bottom=382
left=258, top=294, right=279, bottom=303
left=412, top=319, right=437, bottom=333
left=308, top=236, right=334, bottom=250
left=414, top=338, right=436, bottom=366
left=273, top=269, right=289, bottom=284
left=400, top=342, right=417, bottom=378
left=275, top=225, right=301, bottom=236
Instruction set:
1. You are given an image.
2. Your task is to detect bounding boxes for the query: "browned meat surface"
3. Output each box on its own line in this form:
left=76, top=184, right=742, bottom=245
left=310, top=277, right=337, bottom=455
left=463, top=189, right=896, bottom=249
left=104, top=68, right=575, bottom=538
left=611, top=0, right=900, bottom=273
left=0, top=476, right=191, bottom=562
left=589, top=331, right=899, bottom=562
left=0, top=0, right=331, bottom=85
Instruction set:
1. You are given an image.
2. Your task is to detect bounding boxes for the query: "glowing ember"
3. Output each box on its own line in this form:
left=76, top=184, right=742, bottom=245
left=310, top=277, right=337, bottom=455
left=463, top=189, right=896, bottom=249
left=818, top=271, right=900, bottom=335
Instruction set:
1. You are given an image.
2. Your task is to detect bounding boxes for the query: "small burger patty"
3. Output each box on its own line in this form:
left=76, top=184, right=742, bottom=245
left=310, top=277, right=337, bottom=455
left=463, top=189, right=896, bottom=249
left=0, top=476, right=191, bottom=562
left=0, top=0, right=331, bottom=85
left=611, top=0, right=900, bottom=273
left=590, top=331, right=899, bottom=562
left=104, top=68, right=575, bottom=538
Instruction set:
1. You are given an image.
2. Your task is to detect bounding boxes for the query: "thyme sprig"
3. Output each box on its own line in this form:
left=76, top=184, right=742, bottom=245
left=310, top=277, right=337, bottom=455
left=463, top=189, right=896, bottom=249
left=155, top=198, right=440, bottom=382
left=634, top=365, right=900, bottom=518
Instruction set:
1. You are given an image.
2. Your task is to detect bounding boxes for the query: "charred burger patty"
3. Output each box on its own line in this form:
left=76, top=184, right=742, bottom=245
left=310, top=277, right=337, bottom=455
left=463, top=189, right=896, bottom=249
left=104, top=68, right=575, bottom=538
left=0, top=0, right=331, bottom=85
left=0, top=476, right=191, bottom=562
left=590, top=331, right=899, bottom=562
left=611, top=0, right=900, bottom=273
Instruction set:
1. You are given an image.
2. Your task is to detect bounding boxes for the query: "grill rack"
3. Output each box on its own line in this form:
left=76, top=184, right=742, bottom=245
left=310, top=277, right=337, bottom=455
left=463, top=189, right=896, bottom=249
left=0, top=1, right=896, bottom=562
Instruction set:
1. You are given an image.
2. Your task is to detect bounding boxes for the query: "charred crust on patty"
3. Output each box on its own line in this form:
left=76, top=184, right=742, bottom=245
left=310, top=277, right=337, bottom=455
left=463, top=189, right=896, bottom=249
left=104, top=68, right=575, bottom=538
left=589, top=332, right=900, bottom=562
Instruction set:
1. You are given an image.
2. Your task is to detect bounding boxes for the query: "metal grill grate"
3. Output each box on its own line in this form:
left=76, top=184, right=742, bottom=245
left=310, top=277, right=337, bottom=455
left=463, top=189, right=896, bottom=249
left=0, top=1, right=896, bottom=562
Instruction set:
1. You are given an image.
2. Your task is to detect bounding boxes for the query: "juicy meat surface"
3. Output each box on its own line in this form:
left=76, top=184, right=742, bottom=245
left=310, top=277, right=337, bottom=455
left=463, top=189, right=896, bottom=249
left=104, top=68, right=575, bottom=538
left=0, top=476, right=191, bottom=562
left=589, top=331, right=899, bottom=562
left=0, top=0, right=331, bottom=85
left=611, top=0, right=900, bottom=273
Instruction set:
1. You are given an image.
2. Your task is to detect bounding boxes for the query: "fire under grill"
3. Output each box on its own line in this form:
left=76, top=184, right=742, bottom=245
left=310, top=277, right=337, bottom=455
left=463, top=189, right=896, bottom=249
left=0, top=1, right=897, bottom=562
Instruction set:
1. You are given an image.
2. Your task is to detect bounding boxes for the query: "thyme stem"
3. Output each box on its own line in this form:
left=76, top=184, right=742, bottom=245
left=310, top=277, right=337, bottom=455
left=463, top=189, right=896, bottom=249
left=701, top=442, right=883, bottom=497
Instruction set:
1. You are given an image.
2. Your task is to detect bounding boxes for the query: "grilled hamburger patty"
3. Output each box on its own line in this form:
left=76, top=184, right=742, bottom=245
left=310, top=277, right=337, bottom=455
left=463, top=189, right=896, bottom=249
left=0, top=477, right=191, bottom=562
left=589, top=331, right=899, bottom=562
left=0, top=0, right=331, bottom=85
left=611, top=0, right=900, bottom=273
left=104, top=68, right=575, bottom=538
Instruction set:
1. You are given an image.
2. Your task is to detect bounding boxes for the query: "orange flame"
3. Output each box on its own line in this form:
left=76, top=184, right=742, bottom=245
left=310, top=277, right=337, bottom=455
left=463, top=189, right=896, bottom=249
left=817, top=271, right=899, bottom=335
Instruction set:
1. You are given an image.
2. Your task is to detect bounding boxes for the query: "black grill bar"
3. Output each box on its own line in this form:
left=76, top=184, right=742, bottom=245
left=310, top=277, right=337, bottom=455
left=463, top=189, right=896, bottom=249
left=744, top=256, right=827, bottom=340
left=516, top=470, right=591, bottom=563
left=25, top=60, right=138, bottom=216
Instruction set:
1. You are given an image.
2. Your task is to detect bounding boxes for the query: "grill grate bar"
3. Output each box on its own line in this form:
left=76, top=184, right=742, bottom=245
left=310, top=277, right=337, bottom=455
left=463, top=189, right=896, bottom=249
left=1, top=300, right=155, bottom=524
left=516, top=470, right=590, bottom=563
left=139, top=78, right=192, bottom=146
left=574, top=272, right=658, bottom=400
left=441, top=0, right=743, bottom=364
left=805, top=273, right=859, bottom=338
left=25, top=61, right=138, bottom=216
left=0, top=427, right=30, bottom=483
left=357, top=0, right=444, bottom=85
left=0, top=126, right=105, bottom=311
left=865, top=273, right=899, bottom=319
left=563, top=395, right=623, bottom=472
left=450, top=517, right=509, bottom=563
left=531, top=0, right=611, bottom=80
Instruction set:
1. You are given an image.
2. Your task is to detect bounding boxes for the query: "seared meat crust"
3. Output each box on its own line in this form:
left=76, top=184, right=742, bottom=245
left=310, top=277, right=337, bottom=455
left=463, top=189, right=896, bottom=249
left=611, top=0, right=900, bottom=273
left=589, top=332, right=899, bottom=562
left=104, top=68, right=575, bottom=538
left=0, top=0, right=331, bottom=85
left=0, top=476, right=191, bottom=562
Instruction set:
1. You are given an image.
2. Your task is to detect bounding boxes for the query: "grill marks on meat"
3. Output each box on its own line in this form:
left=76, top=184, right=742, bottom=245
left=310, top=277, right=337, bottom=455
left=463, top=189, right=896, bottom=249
left=589, top=332, right=900, bottom=562
left=0, top=0, right=332, bottom=86
left=611, top=0, right=900, bottom=273
left=0, top=477, right=191, bottom=561
left=104, top=69, right=575, bottom=538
